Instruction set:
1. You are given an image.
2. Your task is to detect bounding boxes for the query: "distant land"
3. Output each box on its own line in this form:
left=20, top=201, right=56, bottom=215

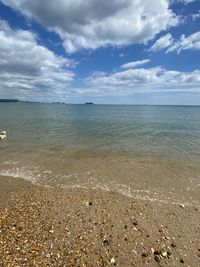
left=0, top=99, right=45, bottom=104
left=0, top=99, right=20, bottom=103
left=52, top=102, right=65, bottom=104
left=0, top=99, right=94, bottom=105
left=1, top=100, right=199, bottom=106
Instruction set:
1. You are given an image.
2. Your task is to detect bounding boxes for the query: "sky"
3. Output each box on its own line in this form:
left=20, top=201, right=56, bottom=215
left=0, top=0, right=200, bottom=105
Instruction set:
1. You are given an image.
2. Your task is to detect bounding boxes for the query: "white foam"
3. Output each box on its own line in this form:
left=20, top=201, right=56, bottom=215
left=0, top=163, right=199, bottom=208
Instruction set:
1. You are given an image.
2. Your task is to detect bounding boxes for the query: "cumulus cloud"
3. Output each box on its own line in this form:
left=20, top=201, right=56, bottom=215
left=121, top=59, right=150, bottom=69
left=1, top=0, right=179, bottom=53
left=83, top=67, right=200, bottom=95
left=0, top=20, right=75, bottom=101
left=150, top=31, right=200, bottom=53
left=175, top=0, right=196, bottom=4
left=85, top=68, right=161, bottom=88
left=167, top=32, right=200, bottom=53
left=150, top=33, right=173, bottom=52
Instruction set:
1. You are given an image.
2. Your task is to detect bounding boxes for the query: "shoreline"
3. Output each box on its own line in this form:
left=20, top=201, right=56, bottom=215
left=0, top=175, right=200, bottom=266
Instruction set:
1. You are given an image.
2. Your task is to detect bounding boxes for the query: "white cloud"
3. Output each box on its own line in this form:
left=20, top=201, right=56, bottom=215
left=150, top=31, right=200, bottom=54
left=82, top=67, right=200, bottom=95
left=175, top=0, right=196, bottom=4
left=191, top=11, right=200, bottom=21
left=0, top=20, right=76, bottom=101
left=1, top=0, right=179, bottom=53
left=167, top=32, right=200, bottom=53
left=121, top=59, right=150, bottom=69
left=150, top=33, right=173, bottom=52
left=85, top=68, right=161, bottom=88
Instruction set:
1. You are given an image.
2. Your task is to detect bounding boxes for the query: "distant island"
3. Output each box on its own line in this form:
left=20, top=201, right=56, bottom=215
left=0, top=99, right=20, bottom=103
left=0, top=99, right=45, bottom=104
left=52, top=102, right=65, bottom=104
left=0, top=99, right=95, bottom=105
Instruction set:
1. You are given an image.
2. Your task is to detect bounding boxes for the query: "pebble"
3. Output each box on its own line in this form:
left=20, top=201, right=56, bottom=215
left=154, top=255, right=161, bottom=262
left=171, top=242, right=176, bottom=248
left=167, top=251, right=172, bottom=256
left=161, top=252, right=168, bottom=257
left=132, top=219, right=138, bottom=226
left=0, top=184, right=198, bottom=266
left=150, top=248, right=155, bottom=254
left=142, top=252, right=148, bottom=257
left=102, top=239, right=110, bottom=245
left=110, top=258, right=115, bottom=264
left=132, top=250, right=137, bottom=254
left=154, top=250, right=161, bottom=256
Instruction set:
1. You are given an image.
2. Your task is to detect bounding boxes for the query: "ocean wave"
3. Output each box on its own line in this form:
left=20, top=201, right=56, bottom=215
left=0, top=161, right=199, bottom=207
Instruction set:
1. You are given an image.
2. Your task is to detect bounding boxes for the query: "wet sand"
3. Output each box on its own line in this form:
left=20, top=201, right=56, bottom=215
left=0, top=175, right=200, bottom=266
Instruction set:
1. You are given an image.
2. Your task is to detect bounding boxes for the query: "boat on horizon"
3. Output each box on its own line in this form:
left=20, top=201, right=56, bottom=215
left=85, top=102, right=94, bottom=105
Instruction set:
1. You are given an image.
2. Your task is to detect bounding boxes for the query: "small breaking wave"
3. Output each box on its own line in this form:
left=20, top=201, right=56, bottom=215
left=0, top=161, right=199, bottom=207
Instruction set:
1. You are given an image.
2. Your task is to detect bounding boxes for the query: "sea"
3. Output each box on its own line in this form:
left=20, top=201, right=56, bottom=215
left=0, top=103, right=200, bottom=206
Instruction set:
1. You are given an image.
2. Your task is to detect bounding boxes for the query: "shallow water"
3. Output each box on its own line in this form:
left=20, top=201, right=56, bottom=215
left=0, top=103, right=200, bottom=205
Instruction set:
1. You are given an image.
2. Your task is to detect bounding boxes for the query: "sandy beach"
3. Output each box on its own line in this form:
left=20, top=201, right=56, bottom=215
left=0, top=0, right=200, bottom=265
left=0, top=175, right=199, bottom=267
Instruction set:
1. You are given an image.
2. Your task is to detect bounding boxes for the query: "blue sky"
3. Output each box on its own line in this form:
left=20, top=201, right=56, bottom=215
left=0, top=0, right=200, bottom=104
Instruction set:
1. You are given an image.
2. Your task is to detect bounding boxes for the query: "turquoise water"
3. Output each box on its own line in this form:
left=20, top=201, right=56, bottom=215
left=0, top=103, right=200, bottom=205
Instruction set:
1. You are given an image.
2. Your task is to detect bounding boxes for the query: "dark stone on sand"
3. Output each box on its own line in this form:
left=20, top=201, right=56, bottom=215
left=89, top=201, right=93, bottom=206
left=102, top=239, right=110, bottom=245
left=154, top=255, right=161, bottom=262
left=132, top=219, right=138, bottom=226
left=154, top=250, right=161, bottom=256
left=142, top=252, right=148, bottom=257
left=167, top=251, right=172, bottom=256
left=171, top=242, right=176, bottom=248
left=180, top=258, right=185, bottom=263
left=1, top=176, right=200, bottom=266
